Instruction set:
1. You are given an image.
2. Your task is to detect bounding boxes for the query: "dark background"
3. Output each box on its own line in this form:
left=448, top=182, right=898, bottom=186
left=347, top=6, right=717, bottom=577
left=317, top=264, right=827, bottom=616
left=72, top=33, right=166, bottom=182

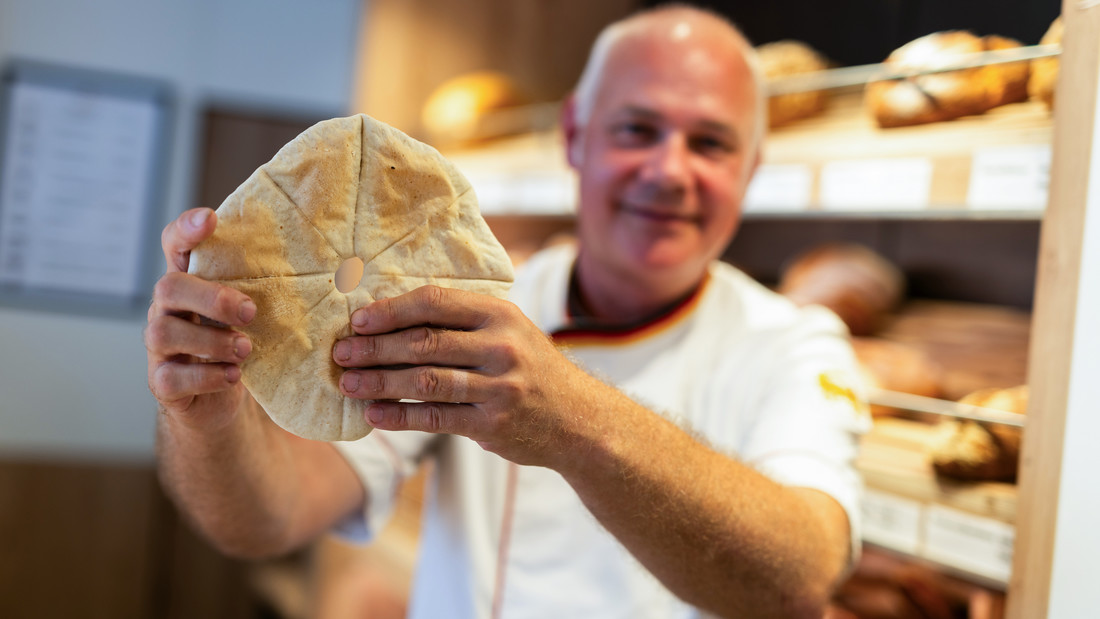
left=644, top=0, right=1062, bottom=65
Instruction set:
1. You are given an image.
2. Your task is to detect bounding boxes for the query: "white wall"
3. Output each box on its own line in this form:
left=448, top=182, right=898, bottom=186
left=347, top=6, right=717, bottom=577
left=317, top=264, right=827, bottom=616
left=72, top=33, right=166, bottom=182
left=0, top=0, right=362, bottom=460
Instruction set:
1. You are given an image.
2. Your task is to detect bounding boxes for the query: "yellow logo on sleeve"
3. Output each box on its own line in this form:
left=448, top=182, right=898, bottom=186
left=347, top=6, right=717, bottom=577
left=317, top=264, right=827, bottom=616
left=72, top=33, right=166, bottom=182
left=818, top=371, right=870, bottom=419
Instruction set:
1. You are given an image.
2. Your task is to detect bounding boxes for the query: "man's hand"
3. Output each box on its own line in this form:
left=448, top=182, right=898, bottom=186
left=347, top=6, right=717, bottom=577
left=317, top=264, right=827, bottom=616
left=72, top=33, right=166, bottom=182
left=145, top=207, right=257, bottom=431
left=333, top=285, right=598, bottom=468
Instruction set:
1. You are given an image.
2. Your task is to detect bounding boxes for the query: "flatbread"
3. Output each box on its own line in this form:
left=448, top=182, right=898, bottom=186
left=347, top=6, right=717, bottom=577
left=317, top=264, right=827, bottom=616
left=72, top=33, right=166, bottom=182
left=189, top=114, right=514, bottom=441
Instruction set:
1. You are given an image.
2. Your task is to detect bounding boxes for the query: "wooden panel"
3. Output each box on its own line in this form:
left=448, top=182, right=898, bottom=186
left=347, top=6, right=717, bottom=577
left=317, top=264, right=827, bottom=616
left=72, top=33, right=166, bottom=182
left=0, top=459, right=262, bottom=619
left=1008, top=3, right=1100, bottom=618
left=195, top=108, right=327, bottom=210
left=0, top=459, right=160, bottom=619
left=351, top=0, right=639, bottom=137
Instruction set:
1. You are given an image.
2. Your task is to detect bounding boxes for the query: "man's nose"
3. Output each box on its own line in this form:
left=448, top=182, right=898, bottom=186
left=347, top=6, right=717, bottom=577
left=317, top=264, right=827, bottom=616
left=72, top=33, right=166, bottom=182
left=640, top=134, right=691, bottom=190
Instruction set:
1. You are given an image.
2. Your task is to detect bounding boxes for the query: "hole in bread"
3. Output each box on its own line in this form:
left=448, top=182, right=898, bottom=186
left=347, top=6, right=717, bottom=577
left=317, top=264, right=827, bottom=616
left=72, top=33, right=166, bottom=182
left=334, top=257, right=365, bottom=293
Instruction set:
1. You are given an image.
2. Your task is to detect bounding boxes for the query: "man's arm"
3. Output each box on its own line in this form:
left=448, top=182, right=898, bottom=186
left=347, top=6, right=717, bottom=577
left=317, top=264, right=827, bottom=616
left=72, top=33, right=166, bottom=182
left=147, top=207, right=363, bottom=559
left=334, top=285, right=851, bottom=617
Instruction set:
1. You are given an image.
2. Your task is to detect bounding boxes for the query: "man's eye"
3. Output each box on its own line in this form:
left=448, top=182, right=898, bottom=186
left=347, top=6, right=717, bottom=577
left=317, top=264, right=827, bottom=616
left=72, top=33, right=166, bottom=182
left=690, top=135, right=734, bottom=155
left=612, top=122, right=657, bottom=144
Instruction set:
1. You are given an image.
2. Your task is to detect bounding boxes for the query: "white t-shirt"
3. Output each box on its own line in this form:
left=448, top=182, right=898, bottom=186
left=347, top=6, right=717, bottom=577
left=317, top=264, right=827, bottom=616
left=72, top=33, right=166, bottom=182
left=334, top=244, right=870, bottom=618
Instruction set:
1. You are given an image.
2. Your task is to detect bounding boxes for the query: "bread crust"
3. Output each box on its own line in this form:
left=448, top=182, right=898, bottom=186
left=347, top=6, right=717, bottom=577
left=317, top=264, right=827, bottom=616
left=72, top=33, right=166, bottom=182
left=866, top=31, right=1030, bottom=128
left=189, top=114, right=514, bottom=441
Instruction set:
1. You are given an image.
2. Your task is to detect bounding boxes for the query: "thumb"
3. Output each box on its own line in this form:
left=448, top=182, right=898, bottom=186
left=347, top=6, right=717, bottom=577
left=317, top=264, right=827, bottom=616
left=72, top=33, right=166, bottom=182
left=163, top=207, right=217, bottom=273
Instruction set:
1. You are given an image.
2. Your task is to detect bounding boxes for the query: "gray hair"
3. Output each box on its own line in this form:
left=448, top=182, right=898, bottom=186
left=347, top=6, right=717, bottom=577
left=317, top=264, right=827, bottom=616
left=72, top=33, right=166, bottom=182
left=571, top=5, right=768, bottom=159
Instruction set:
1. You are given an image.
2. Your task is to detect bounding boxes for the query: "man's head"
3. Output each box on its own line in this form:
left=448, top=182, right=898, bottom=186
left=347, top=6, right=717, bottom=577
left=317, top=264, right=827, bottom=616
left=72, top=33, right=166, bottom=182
left=563, top=4, right=766, bottom=299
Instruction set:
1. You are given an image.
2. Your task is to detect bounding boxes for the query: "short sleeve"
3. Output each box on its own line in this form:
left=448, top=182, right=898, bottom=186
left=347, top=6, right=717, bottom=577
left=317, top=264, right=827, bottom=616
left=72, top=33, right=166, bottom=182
left=331, top=430, right=437, bottom=542
left=735, top=307, right=872, bottom=565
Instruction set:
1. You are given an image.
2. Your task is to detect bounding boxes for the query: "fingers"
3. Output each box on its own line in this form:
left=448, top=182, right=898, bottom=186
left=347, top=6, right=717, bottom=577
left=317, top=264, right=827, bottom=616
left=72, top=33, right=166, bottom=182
left=351, top=285, right=494, bottom=335
left=150, top=359, right=242, bottom=404
left=152, top=272, right=256, bottom=326
left=162, top=207, right=217, bottom=273
left=339, top=365, right=488, bottom=404
left=333, top=326, right=481, bottom=369
left=145, top=314, right=252, bottom=364
left=364, top=400, right=485, bottom=436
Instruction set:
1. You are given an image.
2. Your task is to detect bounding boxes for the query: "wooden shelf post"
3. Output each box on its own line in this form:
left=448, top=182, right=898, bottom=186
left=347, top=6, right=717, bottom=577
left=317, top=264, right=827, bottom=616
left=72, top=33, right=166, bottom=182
left=1008, top=3, right=1100, bottom=617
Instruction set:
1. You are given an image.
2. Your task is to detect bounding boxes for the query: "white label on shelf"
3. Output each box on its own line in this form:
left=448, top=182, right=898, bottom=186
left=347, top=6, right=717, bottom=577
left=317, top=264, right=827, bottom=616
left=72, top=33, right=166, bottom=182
left=967, top=145, right=1051, bottom=210
left=820, top=158, right=933, bottom=210
left=743, top=164, right=813, bottom=212
left=466, top=172, right=511, bottom=215
left=923, top=504, right=1014, bottom=583
left=466, top=170, right=577, bottom=215
left=861, top=489, right=923, bottom=555
left=515, top=170, right=577, bottom=215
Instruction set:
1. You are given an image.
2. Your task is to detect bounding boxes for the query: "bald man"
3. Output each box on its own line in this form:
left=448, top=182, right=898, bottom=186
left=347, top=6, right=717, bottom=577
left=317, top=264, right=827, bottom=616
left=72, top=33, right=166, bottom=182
left=148, top=5, right=868, bottom=618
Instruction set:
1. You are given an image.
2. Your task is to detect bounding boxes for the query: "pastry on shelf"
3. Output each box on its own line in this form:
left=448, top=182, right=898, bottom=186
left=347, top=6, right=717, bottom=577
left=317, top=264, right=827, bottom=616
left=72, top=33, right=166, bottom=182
left=420, top=70, right=530, bottom=146
left=865, top=30, right=1031, bottom=128
left=757, top=39, right=833, bottom=128
left=1029, top=16, right=1063, bottom=109
left=929, top=385, right=1028, bottom=482
left=778, top=242, right=905, bottom=337
left=851, top=337, right=944, bottom=419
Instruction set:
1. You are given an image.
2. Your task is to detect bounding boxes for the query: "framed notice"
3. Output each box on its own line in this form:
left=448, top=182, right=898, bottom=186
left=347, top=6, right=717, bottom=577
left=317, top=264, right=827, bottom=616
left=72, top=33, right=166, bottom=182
left=0, top=60, right=173, bottom=317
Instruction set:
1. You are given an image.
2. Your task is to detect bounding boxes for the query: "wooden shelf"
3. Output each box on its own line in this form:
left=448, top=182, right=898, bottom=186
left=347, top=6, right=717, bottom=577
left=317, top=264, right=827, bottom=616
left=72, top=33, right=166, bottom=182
left=859, top=417, right=1017, bottom=589
left=445, top=90, right=1054, bottom=217
left=853, top=298, right=1028, bottom=589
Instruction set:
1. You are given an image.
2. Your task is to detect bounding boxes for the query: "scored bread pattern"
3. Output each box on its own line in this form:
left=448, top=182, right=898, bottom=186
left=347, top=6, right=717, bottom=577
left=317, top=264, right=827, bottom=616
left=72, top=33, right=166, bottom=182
left=189, top=114, right=514, bottom=441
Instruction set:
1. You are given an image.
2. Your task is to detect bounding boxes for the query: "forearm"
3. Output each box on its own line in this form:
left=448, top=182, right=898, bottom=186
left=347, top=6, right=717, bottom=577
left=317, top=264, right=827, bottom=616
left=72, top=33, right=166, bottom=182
left=156, top=393, right=352, bottom=559
left=557, top=382, right=850, bottom=618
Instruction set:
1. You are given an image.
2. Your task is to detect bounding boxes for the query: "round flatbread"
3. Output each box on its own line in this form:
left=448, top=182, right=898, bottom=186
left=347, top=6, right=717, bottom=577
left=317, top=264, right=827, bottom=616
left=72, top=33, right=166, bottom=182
left=189, top=114, right=514, bottom=441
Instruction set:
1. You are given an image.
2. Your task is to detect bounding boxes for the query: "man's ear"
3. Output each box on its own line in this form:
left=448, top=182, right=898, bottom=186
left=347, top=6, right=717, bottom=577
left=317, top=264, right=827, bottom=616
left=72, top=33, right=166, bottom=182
left=561, top=94, right=583, bottom=169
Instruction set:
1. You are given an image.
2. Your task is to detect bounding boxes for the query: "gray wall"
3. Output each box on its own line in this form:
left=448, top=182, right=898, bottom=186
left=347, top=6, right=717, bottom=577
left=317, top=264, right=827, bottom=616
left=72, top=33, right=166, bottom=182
left=0, top=0, right=362, bottom=459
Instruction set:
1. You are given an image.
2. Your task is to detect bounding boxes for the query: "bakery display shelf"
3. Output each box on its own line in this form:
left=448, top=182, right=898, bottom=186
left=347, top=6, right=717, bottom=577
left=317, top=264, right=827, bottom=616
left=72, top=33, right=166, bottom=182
left=859, top=417, right=1017, bottom=590
left=445, top=89, right=1053, bottom=218
left=856, top=298, right=1029, bottom=589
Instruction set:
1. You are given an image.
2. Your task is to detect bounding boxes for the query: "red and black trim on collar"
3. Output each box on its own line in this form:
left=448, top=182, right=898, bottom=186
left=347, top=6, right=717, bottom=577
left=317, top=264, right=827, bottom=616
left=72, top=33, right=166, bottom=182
left=550, top=269, right=710, bottom=347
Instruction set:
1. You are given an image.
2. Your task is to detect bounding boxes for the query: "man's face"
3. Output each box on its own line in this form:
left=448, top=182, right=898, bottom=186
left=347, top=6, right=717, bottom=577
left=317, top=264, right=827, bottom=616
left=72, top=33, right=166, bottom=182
left=569, top=31, right=760, bottom=288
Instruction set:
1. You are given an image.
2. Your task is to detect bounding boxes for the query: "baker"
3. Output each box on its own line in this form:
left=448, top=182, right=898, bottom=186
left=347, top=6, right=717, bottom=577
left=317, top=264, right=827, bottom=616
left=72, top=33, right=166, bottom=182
left=146, top=5, right=868, bottom=617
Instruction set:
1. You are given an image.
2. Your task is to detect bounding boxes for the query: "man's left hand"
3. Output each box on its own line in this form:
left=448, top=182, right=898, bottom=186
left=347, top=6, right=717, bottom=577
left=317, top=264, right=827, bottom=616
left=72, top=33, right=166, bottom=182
left=333, top=285, right=596, bottom=467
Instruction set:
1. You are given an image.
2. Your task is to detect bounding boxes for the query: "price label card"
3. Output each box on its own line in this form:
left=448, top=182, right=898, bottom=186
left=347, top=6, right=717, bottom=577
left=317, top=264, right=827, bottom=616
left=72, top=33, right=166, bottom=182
left=861, top=489, right=923, bottom=555
left=923, top=505, right=1014, bottom=584
left=743, top=164, right=812, bottom=213
left=515, top=170, right=577, bottom=215
left=820, top=158, right=933, bottom=211
left=967, top=145, right=1051, bottom=210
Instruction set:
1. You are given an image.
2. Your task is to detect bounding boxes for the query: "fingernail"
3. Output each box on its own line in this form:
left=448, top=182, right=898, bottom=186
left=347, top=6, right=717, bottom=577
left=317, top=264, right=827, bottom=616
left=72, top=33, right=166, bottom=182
left=239, top=300, right=256, bottom=323
left=234, top=336, right=252, bottom=359
left=334, top=340, right=350, bottom=362
left=351, top=309, right=368, bottom=328
left=366, top=404, right=384, bottom=425
left=190, top=209, right=209, bottom=228
left=226, top=365, right=241, bottom=383
left=342, top=372, right=360, bottom=393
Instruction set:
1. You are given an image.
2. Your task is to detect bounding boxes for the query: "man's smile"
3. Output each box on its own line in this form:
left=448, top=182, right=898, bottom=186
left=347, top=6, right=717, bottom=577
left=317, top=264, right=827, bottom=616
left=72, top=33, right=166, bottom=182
left=619, top=203, right=701, bottom=224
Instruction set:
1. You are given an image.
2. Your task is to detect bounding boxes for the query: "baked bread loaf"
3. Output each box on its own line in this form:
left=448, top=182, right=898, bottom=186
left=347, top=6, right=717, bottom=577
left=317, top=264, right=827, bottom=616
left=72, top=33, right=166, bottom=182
left=420, top=70, right=528, bottom=145
left=778, top=243, right=905, bottom=336
left=851, top=337, right=943, bottom=418
left=189, top=114, right=514, bottom=441
left=756, top=40, right=832, bottom=127
left=930, top=385, right=1027, bottom=482
left=1029, top=17, right=1063, bottom=109
left=866, top=31, right=1031, bottom=128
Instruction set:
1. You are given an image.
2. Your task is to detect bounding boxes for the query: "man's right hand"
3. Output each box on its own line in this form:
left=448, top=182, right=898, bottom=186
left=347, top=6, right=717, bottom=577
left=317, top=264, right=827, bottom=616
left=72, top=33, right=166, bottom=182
left=145, top=207, right=257, bottom=431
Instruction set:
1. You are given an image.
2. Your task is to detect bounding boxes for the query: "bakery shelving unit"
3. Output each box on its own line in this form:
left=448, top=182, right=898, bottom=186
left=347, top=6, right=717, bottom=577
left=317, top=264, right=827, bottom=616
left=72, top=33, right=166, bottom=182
left=442, top=8, right=1100, bottom=616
